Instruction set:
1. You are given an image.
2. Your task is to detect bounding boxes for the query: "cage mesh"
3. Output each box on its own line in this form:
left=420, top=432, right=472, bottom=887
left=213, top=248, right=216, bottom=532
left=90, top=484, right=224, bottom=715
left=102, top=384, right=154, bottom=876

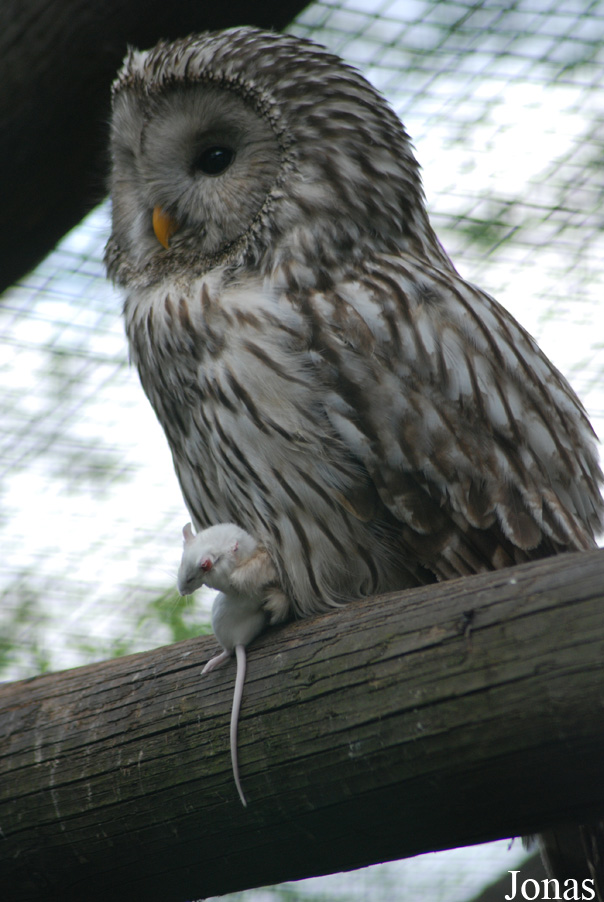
left=1, top=0, right=603, bottom=681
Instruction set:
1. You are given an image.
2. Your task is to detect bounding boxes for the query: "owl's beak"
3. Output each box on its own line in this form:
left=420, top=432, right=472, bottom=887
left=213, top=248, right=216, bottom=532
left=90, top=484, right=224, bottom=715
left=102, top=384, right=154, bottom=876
left=152, top=205, right=179, bottom=249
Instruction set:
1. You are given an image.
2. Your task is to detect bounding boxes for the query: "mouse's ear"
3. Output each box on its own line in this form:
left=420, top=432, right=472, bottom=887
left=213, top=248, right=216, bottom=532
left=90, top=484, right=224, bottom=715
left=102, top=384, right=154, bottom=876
left=182, top=523, right=195, bottom=545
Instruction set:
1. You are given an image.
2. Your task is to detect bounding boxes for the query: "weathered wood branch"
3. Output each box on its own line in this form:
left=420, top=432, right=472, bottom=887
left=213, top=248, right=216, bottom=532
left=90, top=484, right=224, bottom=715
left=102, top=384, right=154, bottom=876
left=1, top=550, right=604, bottom=901
left=0, top=0, right=309, bottom=293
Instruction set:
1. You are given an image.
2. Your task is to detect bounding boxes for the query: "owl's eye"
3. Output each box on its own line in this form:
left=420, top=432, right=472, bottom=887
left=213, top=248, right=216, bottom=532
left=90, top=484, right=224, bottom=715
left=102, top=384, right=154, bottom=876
left=192, top=146, right=235, bottom=176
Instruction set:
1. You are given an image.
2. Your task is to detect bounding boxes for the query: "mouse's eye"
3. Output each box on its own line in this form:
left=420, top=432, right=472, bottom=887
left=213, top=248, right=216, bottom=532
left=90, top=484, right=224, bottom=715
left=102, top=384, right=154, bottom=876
left=200, top=558, right=213, bottom=572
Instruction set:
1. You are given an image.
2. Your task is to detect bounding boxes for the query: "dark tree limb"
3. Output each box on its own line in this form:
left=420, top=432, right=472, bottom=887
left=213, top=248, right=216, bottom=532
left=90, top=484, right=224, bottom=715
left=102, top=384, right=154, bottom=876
left=0, top=0, right=309, bottom=293
left=1, top=549, right=604, bottom=901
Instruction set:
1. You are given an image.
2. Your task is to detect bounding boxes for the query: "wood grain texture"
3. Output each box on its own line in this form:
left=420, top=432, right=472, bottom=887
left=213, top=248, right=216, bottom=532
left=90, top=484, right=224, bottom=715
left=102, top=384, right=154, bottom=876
left=1, top=549, right=604, bottom=901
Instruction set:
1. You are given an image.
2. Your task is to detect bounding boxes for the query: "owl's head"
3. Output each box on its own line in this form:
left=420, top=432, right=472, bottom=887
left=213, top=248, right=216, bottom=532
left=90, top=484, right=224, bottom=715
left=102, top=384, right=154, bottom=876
left=105, top=27, right=440, bottom=289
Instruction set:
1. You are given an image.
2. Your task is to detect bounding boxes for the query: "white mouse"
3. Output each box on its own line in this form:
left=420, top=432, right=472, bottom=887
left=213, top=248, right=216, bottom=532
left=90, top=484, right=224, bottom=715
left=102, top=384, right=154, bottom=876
left=178, top=522, right=288, bottom=806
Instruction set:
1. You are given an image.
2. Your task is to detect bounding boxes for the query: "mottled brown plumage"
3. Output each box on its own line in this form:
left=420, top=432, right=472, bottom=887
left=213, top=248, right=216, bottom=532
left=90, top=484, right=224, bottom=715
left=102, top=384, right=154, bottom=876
left=106, top=27, right=602, bottom=622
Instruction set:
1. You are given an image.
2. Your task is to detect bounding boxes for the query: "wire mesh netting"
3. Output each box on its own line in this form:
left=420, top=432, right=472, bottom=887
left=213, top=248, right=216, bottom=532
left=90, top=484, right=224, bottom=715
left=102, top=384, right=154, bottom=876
left=3, top=0, right=602, bottom=898
left=1, top=0, right=603, bottom=685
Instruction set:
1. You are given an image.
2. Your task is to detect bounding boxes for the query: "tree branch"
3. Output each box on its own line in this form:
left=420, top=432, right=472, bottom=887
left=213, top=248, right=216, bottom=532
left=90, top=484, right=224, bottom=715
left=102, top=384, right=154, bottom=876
left=0, top=0, right=309, bottom=294
left=2, top=549, right=604, bottom=901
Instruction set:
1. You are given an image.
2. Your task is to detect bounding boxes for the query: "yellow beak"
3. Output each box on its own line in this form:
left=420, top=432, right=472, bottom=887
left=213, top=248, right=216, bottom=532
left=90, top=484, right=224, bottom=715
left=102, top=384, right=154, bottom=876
left=152, top=205, right=179, bottom=249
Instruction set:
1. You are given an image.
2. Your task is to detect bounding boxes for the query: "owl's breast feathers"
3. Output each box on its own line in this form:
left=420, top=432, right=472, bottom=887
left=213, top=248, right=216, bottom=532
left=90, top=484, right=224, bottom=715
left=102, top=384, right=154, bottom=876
left=125, top=254, right=603, bottom=616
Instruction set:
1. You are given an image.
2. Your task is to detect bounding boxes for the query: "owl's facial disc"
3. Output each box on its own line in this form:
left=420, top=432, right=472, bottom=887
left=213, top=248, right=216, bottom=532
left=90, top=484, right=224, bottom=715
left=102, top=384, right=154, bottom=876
left=151, top=143, right=236, bottom=248
left=108, top=80, right=282, bottom=279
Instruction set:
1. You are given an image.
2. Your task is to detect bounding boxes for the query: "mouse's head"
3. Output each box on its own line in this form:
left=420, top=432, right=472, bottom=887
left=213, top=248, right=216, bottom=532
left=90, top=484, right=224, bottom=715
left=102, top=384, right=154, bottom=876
left=177, top=522, right=258, bottom=595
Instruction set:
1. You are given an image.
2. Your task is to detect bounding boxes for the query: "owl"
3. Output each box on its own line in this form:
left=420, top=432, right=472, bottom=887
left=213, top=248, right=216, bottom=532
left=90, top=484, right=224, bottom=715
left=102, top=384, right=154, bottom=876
left=105, top=27, right=603, bottom=625
left=105, top=27, right=604, bottom=880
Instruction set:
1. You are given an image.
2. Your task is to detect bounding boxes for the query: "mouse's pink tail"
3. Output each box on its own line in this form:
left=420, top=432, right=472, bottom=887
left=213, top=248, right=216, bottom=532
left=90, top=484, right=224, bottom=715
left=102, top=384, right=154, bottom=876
left=231, top=644, right=248, bottom=807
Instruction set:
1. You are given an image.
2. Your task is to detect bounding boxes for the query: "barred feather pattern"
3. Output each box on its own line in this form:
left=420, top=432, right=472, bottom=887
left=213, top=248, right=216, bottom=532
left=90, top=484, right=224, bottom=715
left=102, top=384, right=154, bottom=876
left=107, top=27, right=603, bottom=622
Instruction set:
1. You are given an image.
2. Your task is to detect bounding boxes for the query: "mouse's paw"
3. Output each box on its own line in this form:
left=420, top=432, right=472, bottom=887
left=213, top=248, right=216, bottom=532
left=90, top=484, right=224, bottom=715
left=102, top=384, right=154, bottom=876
left=202, top=649, right=231, bottom=674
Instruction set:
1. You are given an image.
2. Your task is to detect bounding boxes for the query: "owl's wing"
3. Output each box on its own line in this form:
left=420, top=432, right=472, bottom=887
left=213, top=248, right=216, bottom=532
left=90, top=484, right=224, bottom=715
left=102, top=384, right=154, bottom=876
left=310, top=254, right=603, bottom=579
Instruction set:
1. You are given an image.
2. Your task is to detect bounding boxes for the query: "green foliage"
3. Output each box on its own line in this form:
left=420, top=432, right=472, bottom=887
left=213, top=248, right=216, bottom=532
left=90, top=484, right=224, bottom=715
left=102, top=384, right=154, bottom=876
left=0, top=577, right=212, bottom=682
left=136, top=588, right=213, bottom=644
left=453, top=201, right=522, bottom=252
left=0, top=577, right=51, bottom=678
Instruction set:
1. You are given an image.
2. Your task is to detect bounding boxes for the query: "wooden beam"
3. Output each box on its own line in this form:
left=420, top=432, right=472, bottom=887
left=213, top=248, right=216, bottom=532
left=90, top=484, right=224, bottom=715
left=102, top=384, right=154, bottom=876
left=0, top=0, right=310, bottom=293
left=2, top=549, right=604, bottom=901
